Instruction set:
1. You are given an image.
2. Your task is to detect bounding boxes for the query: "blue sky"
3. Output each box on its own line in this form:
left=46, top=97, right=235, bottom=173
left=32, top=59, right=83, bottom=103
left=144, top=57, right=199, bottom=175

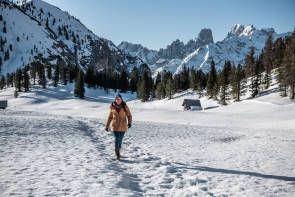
left=42, top=0, right=295, bottom=50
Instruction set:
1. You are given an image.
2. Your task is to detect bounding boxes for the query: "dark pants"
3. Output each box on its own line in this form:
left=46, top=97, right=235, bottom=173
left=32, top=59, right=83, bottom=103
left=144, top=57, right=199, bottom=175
left=113, top=131, right=125, bottom=149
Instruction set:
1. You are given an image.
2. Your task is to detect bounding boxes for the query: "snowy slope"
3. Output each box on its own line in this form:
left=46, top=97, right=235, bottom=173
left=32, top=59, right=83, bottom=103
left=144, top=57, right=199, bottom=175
left=0, top=0, right=142, bottom=76
left=1, top=79, right=295, bottom=196
left=0, top=0, right=70, bottom=74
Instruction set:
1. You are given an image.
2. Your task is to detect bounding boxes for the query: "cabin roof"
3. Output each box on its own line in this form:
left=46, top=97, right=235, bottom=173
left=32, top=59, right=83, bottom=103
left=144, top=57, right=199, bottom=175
left=182, top=99, right=201, bottom=106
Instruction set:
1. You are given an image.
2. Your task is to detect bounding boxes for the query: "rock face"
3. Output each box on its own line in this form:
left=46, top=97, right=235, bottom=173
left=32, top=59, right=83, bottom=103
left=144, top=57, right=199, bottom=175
left=118, top=42, right=158, bottom=65
left=119, top=25, right=290, bottom=76
left=159, top=39, right=185, bottom=59
left=119, top=28, right=214, bottom=72
left=196, top=28, right=214, bottom=46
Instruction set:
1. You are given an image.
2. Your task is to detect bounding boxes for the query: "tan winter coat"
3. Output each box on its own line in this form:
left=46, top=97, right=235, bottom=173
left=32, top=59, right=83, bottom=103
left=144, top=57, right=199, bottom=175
left=105, top=102, right=132, bottom=132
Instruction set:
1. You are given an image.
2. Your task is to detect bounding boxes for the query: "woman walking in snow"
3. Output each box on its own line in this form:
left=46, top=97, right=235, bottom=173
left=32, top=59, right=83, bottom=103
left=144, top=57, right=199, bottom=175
left=105, top=94, right=132, bottom=160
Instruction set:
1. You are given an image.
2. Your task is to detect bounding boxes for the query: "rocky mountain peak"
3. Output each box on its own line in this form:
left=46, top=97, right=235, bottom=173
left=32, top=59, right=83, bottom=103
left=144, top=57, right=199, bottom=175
left=229, top=24, right=245, bottom=36
left=196, top=28, right=214, bottom=45
left=227, top=24, right=257, bottom=38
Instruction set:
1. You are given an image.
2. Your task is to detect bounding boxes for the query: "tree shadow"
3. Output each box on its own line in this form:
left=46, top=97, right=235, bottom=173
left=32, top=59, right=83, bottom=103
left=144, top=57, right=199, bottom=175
left=204, top=105, right=219, bottom=110
left=19, top=86, right=115, bottom=104
left=246, top=87, right=279, bottom=100
left=174, top=162, right=295, bottom=182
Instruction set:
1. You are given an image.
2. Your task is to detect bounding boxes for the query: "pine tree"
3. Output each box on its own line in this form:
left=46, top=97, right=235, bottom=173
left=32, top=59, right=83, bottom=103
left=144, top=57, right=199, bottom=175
left=58, top=26, right=62, bottom=35
left=273, top=38, right=287, bottom=96
left=130, top=67, right=139, bottom=93
left=0, top=57, right=2, bottom=74
left=6, top=73, right=11, bottom=88
left=137, top=71, right=151, bottom=101
left=155, top=72, right=161, bottom=88
left=67, top=65, right=73, bottom=83
left=102, top=69, right=111, bottom=91
left=45, top=17, right=49, bottom=29
left=23, top=66, right=30, bottom=92
left=244, top=46, right=255, bottom=78
left=30, top=63, right=37, bottom=85
left=37, top=63, right=46, bottom=88
left=47, top=65, right=52, bottom=80
left=231, top=64, right=246, bottom=101
left=0, top=75, right=5, bottom=90
left=52, top=18, right=56, bottom=26
left=190, top=67, right=197, bottom=90
left=219, top=61, right=231, bottom=105
left=64, top=26, right=69, bottom=40
left=85, top=66, right=94, bottom=88
left=61, top=65, right=67, bottom=85
left=3, top=26, right=6, bottom=33
left=165, top=75, right=174, bottom=99
left=173, top=74, right=181, bottom=93
left=251, top=55, right=263, bottom=97
left=74, top=70, right=85, bottom=99
left=155, top=80, right=164, bottom=99
left=54, top=65, right=59, bottom=87
left=93, top=71, right=100, bottom=88
left=119, top=70, right=129, bottom=93
left=262, top=34, right=273, bottom=89
left=112, top=72, right=120, bottom=92
left=195, top=69, right=206, bottom=97
left=282, top=31, right=295, bottom=99
left=14, top=68, right=22, bottom=92
left=69, top=64, right=78, bottom=83
left=207, top=60, right=218, bottom=99
left=41, top=65, right=46, bottom=88
left=181, top=65, right=189, bottom=90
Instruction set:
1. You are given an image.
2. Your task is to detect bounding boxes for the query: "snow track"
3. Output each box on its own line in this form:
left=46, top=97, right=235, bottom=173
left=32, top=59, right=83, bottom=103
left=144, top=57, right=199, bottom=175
left=1, top=110, right=295, bottom=196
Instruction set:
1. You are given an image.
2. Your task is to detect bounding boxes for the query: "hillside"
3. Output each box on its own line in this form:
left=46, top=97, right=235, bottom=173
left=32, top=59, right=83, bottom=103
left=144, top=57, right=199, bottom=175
left=0, top=0, right=143, bottom=76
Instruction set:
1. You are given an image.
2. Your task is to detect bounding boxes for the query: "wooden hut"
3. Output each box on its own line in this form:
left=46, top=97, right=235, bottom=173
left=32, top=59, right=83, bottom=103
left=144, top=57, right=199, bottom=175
left=182, top=99, right=202, bottom=111
left=0, top=100, right=8, bottom=109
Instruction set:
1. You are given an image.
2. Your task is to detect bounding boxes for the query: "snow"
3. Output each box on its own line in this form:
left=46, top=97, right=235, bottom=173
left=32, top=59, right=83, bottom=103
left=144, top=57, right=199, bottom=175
left=1, top=1, right=58, bottom=75
left=1, top=81, right=295, bottom=196
left=120, top=24, right=291, bottom=77
left=1, top=0, right=138, bottom=77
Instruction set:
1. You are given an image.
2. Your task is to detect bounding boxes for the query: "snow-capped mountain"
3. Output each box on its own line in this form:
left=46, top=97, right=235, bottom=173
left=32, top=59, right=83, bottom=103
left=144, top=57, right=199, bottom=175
left=118, top=42, right=159, bottom=65
left=175, top=24, right=290, bottom=74
left=0, top=0, right=143, bottom=76
left=118, top=28, right=214, bottom=76
left=119, top=24, right=290, bottom=76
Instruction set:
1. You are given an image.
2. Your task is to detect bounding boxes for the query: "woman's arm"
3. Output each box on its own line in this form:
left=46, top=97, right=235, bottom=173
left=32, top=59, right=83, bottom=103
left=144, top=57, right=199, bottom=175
left=105, top=108, right=113, bottom=130
left=125, top=105, right=132, bottom=126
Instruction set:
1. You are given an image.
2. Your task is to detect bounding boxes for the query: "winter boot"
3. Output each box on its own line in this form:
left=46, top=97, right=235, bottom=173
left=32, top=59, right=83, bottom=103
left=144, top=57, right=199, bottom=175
left=115, top=149, right=120, bottom=160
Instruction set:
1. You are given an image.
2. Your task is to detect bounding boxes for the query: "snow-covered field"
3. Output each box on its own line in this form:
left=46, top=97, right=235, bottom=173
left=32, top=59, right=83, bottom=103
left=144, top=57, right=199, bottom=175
left=1, top=84, right=295, bottom=196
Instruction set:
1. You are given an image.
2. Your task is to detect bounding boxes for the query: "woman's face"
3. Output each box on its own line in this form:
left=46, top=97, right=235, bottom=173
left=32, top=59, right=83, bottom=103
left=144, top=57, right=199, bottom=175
left=116, top=97, right=122, bottom=105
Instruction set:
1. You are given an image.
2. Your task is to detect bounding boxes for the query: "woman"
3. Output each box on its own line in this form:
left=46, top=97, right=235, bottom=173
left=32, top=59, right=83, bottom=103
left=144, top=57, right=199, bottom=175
left=105, top=94, right=132, bottom=160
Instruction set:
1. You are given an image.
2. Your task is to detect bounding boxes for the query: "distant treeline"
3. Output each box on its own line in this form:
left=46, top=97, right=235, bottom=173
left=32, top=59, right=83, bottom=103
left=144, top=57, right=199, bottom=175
left=0, top=31, right=294, bottom=103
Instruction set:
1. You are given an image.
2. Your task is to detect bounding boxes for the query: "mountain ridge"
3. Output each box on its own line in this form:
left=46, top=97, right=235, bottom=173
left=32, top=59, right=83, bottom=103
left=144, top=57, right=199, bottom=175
left=0, top=0, right=143, bottom=76
left=119, top=24, right=291, bottom=76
